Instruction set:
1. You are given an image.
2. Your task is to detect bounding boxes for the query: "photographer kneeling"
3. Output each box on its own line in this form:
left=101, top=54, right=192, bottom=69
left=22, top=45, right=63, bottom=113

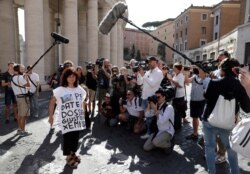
left=119, top=88, right=144, bottom=134
left=143, top=88, right=175, bottom=153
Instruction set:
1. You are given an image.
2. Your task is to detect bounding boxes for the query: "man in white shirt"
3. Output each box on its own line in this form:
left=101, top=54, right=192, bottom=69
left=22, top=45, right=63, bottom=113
left=141, top=56, right=163, bottom=109
left=119, top=89, right=144, bottom=134
left=27, top=65, right=40, bottom=117
left=11, top=64, right=31, bottom=136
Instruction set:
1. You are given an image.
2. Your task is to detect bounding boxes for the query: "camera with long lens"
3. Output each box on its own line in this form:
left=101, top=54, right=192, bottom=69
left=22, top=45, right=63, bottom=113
left=57, top=64, right=64, bottom=73
left=132, top=61, right=148, bottom=72
left=96, top=58, right=105, bottom=68
left=85, top=62, right=95, bottom=71
left=119, top=98, right=127, bottom=105
left=148, top=95, right=158, bottom=104
left=195, top=59, right=219, bottom=73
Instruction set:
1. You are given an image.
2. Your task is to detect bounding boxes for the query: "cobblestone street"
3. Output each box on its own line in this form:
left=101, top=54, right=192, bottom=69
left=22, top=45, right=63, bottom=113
left=0, top=89, right=250, bottom=174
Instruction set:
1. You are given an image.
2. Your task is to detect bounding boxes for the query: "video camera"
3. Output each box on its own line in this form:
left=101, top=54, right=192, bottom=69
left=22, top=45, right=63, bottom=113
left=85, top=62, right=95, bottom=70
left=96, top=58, right=105, bottom=68
left=195, top=59, right=219, bottom=73
left=132, top=61, right=148, bottom=72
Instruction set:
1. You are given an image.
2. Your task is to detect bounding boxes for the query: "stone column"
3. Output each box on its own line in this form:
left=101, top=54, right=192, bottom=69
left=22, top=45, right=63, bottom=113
left=0, top=0, right=16, bottom=71
left=87, top=0, right=98, bottom=63
left=62, top=0, right=78, bottom=65
left=43, top=0, right=54, bottom=77
left=110, top=24, right=118, bottom=65
left=100, top=4, right=111, bottom=60
left=79, top=5, right=88, bottom=66
left=13, top=4, right=20, bottom=63
left=24, top=0, right=45, bottom=81
left=117, top=21, right=124, bottom=67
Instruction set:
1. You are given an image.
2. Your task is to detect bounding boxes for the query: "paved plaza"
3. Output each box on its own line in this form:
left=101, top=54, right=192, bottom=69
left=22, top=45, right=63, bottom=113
left=0, top=88, right=250, bottom=174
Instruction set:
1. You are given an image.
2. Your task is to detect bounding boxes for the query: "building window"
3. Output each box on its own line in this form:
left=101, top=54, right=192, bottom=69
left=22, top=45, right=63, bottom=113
left=215, top=32, right=218, bottom=40
left=196, top=55, right=200, bottom=61
left=200, top=40, right=207, bottom=46
left=210, top=52, right=215, bottom=59
left=180, top=19, right=183, bottom=25
left=201, top=13, right=208, bottom=21
left=184, top=41, right=187, bottom=50
left=215, top=15, right=219, bottom=25
left=176, top=33, right=178, bottom=39
left=203, top=54, right=207, bottom=61
left=185, top=28, right=187, bottom=35
left=185, top=15, right=188, bottom=22
left=201, top=27, right=206, bottom=35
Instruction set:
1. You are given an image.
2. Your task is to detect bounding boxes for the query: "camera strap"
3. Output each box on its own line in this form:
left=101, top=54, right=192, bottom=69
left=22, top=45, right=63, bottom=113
left=11, top=75, right=26, bottom=89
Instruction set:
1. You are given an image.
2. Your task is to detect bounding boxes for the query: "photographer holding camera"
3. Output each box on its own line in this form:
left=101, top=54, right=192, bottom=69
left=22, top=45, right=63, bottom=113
left=11, top=64, right=31, bottom=136
left=143, top=88, right=175, bottom=153
left=118, top=88, right=144, bottom=134
left=96, top=58, right=111, bottom=114
left=140, top=95, right=158, bottom=139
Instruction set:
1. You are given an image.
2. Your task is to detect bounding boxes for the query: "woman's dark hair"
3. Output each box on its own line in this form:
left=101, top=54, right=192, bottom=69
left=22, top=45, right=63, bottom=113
left=61, top=68, right=79, bottom=87
left=220, top=58, right=240, bottom=77
left=173, top=62, right=182, bottom=71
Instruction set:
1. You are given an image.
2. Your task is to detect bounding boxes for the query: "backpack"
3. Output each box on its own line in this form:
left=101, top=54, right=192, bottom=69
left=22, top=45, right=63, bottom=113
left=230, top=118, right=250, bottom=158
left=208, top=94, right=237, bottom=130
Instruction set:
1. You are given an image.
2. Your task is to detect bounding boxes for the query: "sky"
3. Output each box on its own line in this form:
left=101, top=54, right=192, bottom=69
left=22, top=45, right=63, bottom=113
left=18, top=0, right=222, bottom=40
left=125, top=0, right=222, bottom=28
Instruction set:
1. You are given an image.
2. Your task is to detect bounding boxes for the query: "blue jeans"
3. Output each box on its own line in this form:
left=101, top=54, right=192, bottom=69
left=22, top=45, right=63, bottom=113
left=145, top=116, right=157, bottom=135
left=202, top=121, right=239, bottom=174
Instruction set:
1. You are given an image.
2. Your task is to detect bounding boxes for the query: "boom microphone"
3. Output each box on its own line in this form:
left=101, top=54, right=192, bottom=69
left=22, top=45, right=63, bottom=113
left=51, top=32, right=69, bottom=44
left=99, top=2, right=127, bottom=35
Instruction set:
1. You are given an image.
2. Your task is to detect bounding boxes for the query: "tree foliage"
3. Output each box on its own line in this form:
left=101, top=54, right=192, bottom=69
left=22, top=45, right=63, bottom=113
left=135, top=50, right=141, bottom=61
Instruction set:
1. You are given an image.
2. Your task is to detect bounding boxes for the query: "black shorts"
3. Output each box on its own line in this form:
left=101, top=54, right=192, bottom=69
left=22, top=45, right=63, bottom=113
left=5, top=89, right=17, bottom=105
left=190, top=100, right=206, bottom=119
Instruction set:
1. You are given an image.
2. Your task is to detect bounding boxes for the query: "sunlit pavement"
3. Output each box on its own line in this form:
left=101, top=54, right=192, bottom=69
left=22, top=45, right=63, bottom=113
left=0, top=88, right=250, bottom=174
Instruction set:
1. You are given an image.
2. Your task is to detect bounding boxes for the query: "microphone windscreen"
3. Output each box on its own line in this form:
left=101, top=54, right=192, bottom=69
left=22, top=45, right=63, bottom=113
left=51, top=32, right=69, bottom=44
left=99, top=2, right=127, bottom=35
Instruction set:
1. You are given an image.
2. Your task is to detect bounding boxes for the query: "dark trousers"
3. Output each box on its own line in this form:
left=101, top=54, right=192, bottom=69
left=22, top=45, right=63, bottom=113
left=63, top=131, right=80, bottom=156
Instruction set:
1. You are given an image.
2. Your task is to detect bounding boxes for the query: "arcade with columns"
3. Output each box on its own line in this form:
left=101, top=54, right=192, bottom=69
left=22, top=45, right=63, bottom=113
left=0, top=0, right=127, bottom=82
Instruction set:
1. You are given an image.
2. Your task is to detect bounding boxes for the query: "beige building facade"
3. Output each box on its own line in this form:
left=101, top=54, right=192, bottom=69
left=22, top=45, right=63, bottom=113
left=0, top=0, right=127, bottom=82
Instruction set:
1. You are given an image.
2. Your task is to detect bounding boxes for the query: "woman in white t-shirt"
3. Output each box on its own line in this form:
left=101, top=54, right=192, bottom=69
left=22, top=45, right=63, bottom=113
left=48, top=68, right=86, bottom=169
left=168, top=63, right=187, bottom=131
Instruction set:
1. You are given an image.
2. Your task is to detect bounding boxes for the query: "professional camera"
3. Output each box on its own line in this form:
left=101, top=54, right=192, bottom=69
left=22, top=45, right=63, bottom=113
left=195, top=59, right=219, bottom=73
left=96, top=58, right=105, bottom=68
left=132, top=61, right=148, bottom=72
left=183, top=66, right=191, bottom=71
left=148, top=95, right=158, bottom=104
left=119, top=98, right=127, bottom=105
left=127, top=75, right=135, bottom=81
left=86, top=62, right=94, bottom=70
left=57, top=64, right=64, bottom=73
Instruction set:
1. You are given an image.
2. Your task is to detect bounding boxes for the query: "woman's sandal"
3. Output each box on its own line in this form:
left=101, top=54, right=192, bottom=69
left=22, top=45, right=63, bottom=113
left=66, top=156, right=79, bottom=169
left=71, top=153, right=81, bottom=163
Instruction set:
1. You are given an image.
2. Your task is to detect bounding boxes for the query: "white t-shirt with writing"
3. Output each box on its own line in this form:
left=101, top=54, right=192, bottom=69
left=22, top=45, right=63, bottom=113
left=53, top=86, right=86, bottom=134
